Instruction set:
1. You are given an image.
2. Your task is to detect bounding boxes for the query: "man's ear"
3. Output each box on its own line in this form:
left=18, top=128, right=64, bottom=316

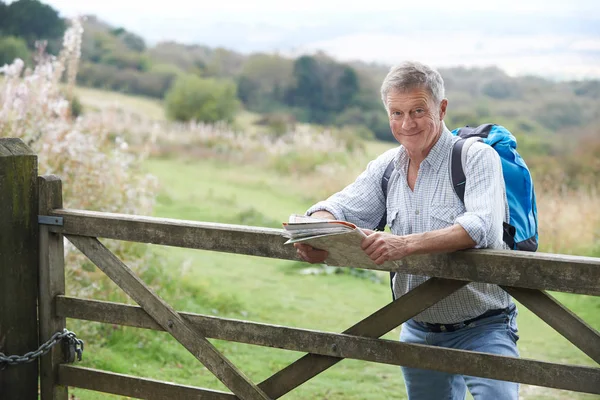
left=439, top=99, right=448, bottom=120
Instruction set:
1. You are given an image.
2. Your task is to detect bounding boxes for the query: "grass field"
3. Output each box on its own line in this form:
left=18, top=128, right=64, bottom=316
left=67, top=155, right=600, bottom=400
left=73, top=86, right=167, bottom=120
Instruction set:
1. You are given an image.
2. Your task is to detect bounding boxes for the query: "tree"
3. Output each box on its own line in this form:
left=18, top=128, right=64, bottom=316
left=481, top=78, right=522, bottom=100
left=0, top=2, right=8, bottom=33
left=287, top=55, right=361, bottom=124
left=165, top=74, right=240, bottom=123
left=3, top=0, right=65, bottom=46
left=0, top=36, right=31, bottom=65
left=534, top=101, right=586, bottom=131
left=110, top=27, right=146, bottom=52
left=334, top=107, right=392, bottom=142
left=237, top=75, right=260, bottom=105
left=236, top=53, right=293, bottom=112
left=101, top=49, right=150, bottom=71
left=288, top=56, right=326, bottom=122
left=203, top=47, right=245, bottom=78
left=336, top=66, right=359, bottom=110
left=572, top=80, right=600, bottom=99
left=147, top=41, right=211, bottom=72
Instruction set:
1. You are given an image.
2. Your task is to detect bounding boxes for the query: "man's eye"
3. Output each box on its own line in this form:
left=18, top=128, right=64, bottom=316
left=415, top=109, right=425, bottom=114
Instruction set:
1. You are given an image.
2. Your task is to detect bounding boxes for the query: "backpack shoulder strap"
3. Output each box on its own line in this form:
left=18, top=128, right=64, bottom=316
left=378, top=158, right=396, bottom=301
left=450, top=137, right=480, bottom=203
left=450, top=135, right=517, bottom=249
left=376, top=159, right=395, bottom=231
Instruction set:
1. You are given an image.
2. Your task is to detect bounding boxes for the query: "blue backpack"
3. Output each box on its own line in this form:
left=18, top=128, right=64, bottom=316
left=378, top=123, right=538, bottom=299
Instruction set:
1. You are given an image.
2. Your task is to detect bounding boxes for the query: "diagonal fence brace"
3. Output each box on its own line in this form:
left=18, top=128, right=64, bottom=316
left=66, top=234, right=270, bottom=400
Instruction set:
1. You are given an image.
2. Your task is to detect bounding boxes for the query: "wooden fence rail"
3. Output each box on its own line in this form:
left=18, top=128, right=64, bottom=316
left=39, top=183, right=600, bottom=399
left=45, top=208, right=600, bottom=295
left=0, top=138, right=598, bottom=400
left=54, top=295, right=600, bottom=394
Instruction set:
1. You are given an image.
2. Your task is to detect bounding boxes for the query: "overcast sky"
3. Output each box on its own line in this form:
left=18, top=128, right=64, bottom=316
left=42, top=0, right=600, bottom=79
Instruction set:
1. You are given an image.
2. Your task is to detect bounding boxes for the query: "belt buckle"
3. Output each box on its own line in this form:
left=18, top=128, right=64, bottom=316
left=455, top=322, right=466, bottom=330
left=445, top=322, right=464, bottom=332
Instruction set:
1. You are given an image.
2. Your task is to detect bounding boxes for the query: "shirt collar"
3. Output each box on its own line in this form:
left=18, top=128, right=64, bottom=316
left=395, top=124, right=454, bottom=173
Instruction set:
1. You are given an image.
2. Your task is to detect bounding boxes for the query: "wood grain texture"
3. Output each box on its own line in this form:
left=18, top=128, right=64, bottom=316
left=0, top=138, right=38, bottom=400
left=58, top=365, right=236, bottom=399
left=47, top=209, right=600, bottom=295
left=38, top=176, right=68, bottom=400
left=54, top=296, right=600, bottom=395
left=65, top=234, right=269, bottom=400
left=259, top=278, right=469, bottom=398
left=503, top=286, right=600, bottom=364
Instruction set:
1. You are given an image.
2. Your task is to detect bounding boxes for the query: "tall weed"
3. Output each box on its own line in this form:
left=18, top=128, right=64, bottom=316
left=536, top=179, right=600, bottom=256
left=0, top=19, right=158, bottom=300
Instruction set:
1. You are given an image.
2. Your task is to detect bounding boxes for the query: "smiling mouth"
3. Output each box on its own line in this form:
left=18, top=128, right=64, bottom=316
left=398, top=130, right=422, bottom=137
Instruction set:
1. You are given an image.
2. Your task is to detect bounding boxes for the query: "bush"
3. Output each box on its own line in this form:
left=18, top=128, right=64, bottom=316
left=0, top=36, right=31, bottom=66
left=333, top=107, right=390, bottom=142
left=255, top=112, right=296, bottom=137
left=77, top=62, right=178, bottom=98
left=100, top=50, right=150, bottom=71
left=150, top=62, right=184, bottom=77
left=534, top=100, right=586, bottom=131
left=70, top=94, right=83, bottom=117
left=165, top=74, right=240, bottom=123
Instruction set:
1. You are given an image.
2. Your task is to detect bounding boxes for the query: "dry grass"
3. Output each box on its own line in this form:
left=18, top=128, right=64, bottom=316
left=536, top=181, right=599, bottom=256
left=1, top=20, right=158, bottom=299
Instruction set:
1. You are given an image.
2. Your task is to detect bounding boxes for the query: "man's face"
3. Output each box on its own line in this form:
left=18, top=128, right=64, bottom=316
left=386, top=88, right=448, bottom=153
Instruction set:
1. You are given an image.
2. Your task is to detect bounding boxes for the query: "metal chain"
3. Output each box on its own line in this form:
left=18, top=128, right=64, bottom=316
left=0, top=329, right=84, bottom=370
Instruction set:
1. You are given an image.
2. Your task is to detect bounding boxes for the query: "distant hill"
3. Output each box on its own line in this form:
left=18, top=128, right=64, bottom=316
left=2, top=2, right=598, bottom=160
left=73, top=16, right=600, bottom=145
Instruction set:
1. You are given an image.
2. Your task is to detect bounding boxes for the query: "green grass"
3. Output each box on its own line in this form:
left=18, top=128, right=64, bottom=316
left=68, top=156, right=400, bottom=399
left=148, top=157, right=313, bottom=225
left=363, top=138, right=397, bottom=159
left=73, top=86, right=167, bottom=120
left=67, top=155, right=598, bottom=399
left=74, top=86, right=268, bottom=132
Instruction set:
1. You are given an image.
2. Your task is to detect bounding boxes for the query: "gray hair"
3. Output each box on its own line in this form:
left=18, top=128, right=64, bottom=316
left=380, top=61, right=445, bottom=109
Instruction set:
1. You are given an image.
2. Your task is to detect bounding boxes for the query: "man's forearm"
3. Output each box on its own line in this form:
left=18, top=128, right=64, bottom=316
left=362, top=223, right=477, bottom=265
left=309, top=210, right=336, bottom=220
left=406, top=223, right=476, bottom=256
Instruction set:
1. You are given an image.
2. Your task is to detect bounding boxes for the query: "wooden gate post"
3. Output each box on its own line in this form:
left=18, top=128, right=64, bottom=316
left=0, top=138, right=39, bottom=399
left=39, top=175, right=67, bottom=400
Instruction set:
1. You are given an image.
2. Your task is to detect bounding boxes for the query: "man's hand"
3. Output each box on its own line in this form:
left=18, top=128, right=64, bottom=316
left=293, top=211, right=334, bottom=263
left=361, top=230, right=411, bottom=265
left=361, top=224, right=477, bottom=265
left=294, top=243, right=328, bottom=264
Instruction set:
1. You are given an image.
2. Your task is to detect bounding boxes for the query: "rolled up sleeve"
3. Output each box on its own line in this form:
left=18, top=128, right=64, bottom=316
left=306, top=148, right=398, bottom=229
left=454, top=143, right=508, bottom=249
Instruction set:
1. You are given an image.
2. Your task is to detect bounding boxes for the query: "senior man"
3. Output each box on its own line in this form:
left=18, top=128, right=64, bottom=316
left=294, top=61, right=519, bottom=400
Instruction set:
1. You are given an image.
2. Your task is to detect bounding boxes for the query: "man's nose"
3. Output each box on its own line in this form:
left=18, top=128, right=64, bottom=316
left=401, top=115, right=416, bottom=130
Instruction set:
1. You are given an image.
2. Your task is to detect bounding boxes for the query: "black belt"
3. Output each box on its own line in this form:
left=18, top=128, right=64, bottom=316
left=418, top=306, right=513, bottom=333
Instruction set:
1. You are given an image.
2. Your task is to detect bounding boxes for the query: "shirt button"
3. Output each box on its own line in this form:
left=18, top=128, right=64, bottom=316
left=415, top=210, right=420, bottom=215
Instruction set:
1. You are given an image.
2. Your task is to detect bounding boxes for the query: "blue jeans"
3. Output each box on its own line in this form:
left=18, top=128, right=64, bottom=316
left=400, top=306, right=520, bottom=400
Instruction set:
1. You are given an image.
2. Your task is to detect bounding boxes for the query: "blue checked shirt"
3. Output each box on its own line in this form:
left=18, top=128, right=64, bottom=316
left=307, top=126, right=512, bottom=324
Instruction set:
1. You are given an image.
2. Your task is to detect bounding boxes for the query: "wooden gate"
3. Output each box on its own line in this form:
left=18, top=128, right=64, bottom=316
left=1, top=139, right=599, bottom=399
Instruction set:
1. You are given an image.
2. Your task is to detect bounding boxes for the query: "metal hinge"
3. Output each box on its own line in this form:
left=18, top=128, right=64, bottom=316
left=38, top=215, right=64, bottom=226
